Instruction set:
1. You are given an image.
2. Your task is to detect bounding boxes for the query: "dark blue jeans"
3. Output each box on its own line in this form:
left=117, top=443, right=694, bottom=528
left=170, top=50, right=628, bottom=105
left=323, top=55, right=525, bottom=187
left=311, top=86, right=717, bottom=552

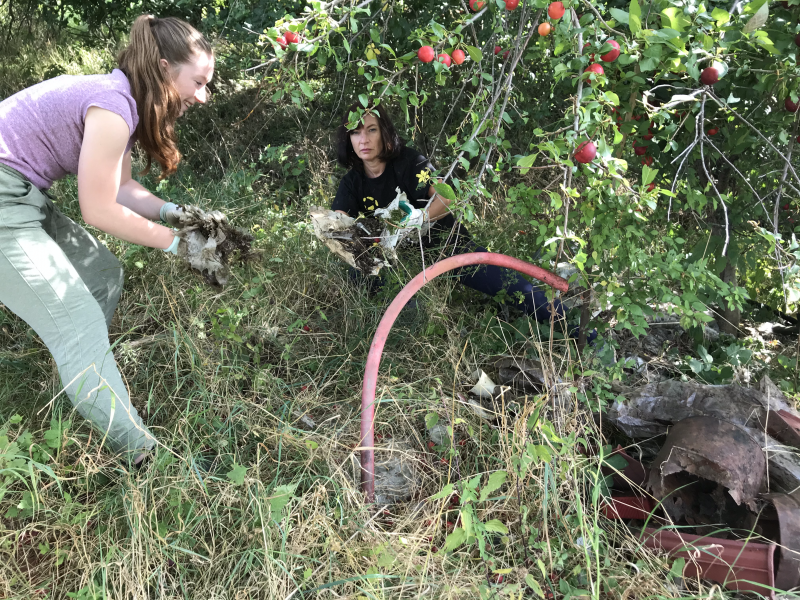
left=351, top=225, right=566, bottom=324
left=452, top=241, right=565, bottom=323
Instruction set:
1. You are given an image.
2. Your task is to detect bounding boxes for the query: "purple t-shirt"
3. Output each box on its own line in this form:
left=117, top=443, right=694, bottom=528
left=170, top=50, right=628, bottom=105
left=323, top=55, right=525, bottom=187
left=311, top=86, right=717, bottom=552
left=0, top=69, right=138, bottom=190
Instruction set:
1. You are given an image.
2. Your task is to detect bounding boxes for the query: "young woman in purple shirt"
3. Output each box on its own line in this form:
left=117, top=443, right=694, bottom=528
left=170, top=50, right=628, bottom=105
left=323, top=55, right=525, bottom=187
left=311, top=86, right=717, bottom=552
left=0, top=15, right=213, bottom=462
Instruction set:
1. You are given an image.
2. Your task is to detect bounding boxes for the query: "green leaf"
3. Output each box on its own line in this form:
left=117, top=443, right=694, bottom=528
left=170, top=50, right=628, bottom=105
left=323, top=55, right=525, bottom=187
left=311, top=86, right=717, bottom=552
left=629, top=13, right=642, bottom=36
left=609, top=8, right=629, bottom=23
left=227, top=463, right=247, bottom=485
left=517, top=153, right=537, bottom=174
left=629, top=0, right=642, bottom=35
left=268, top=484, right=297, bottom=518
left=425, top=412, right=440, bottom=430
left=603, top=91, right=620, bottom=106
left=743, top=0, right=768, bottom=33
left=526, top=574, right=546, bottom=598
left=642, top=166, right=658, bottom=185
left=461, top=139, right=480, bottom=157
left=430, top=483, right=454, bottom=500
left=466, top=45, right=482, bottom=62
left=443, top=527, right=467, bottom=552
left=661, top=7, right=689, bottom=31
left=299, top=81, right=314, bottom=99
left=358, top=94, right=369, bottom=108
left=711, top=7, right=730, bottom=26
left=639, top=57, right=658, bottom=71
left=479, top=470, right=507, bottom=502
left=461, top=508, right=474, bottom=536
left=669, top=557, right=686, bottom=578
left=433, top=182, right=457, bottom=201
left=484, top=519, right=509, bottom=534
left=602, top=453, right=629, bottom=470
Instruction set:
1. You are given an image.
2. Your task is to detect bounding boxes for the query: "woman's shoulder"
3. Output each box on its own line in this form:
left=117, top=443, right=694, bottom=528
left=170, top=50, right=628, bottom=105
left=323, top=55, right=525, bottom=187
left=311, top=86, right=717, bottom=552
left=394, top=145, right=431, bottom=170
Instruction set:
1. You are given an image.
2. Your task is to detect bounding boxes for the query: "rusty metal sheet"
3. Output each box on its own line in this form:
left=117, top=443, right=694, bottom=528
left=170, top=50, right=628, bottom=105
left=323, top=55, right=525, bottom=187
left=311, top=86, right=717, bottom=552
left=648, top=416, right=767, bottom=525
left=763, top=492, right=800, bottom=591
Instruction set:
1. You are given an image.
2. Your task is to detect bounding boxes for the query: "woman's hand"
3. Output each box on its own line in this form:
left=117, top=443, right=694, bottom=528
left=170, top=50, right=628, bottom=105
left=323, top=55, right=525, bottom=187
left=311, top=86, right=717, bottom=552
left=77, top=107, right=175, bottom=250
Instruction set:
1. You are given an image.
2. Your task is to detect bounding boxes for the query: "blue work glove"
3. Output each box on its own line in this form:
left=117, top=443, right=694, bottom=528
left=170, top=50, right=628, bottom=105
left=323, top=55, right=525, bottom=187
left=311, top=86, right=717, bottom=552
left=163, top=235, right=180, bottom=255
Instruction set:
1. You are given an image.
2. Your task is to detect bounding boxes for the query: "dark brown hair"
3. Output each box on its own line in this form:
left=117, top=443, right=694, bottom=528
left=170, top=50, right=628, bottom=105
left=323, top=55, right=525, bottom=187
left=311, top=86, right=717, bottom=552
left=118, top=15, right=212, bottom=178
left=336, top=102, right=404, bottom=170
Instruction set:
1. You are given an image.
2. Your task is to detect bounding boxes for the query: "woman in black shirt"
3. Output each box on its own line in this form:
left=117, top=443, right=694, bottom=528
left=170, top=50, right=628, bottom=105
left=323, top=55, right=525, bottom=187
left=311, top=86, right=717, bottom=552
left=332, top=102, right=565, bottom=324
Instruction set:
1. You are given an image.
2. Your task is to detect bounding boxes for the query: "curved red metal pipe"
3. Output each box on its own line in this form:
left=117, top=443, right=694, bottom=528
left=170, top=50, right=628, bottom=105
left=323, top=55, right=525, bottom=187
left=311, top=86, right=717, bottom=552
left=359, top=252, right=569, bottom=502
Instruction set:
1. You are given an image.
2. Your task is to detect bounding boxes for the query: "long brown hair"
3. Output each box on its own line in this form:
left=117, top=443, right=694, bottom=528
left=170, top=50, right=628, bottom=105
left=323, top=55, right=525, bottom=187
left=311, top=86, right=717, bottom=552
left=118, top=15, right=212, bottom=178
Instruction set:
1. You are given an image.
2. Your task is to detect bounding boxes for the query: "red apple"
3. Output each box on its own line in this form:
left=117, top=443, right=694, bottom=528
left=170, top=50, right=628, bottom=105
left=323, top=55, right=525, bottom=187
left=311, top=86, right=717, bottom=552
left=503, top=49, right=510, bottom=60
left=275, top=35, right=287, bottom=49
left=284, top=31, right=300, bottom=44
left=583, top=43, right=595, bottom=61
left=707, top=127, right=719, bottom=135
left=643, top=133, right=654, bottom=141
left=548, top=1, right=565, bottom=19
left=574, top=140, right=597, bottom=163
left=787, top=98, right=800, bottom=113
left=647, top=183, right=656, bottom=192
left=641, top=156, right=654, bottom=166
left=418, top=46, right=435, bottom=63
left=783, top=203, right=791, bottom=210
left=505, top=0, right=520, bottom=9
left=634, top=145, right=647, bottom=156
left=600, top=40, right=620, bottom=62
left=494, top=45, right=502, bottom=55
left=700, top=67, right=719, bottom=86
left=585, top=63, right=604, bottom=76
left=452, top=49, right=466, bottom=65
left=438, top=52, right=452, bottom=67
left=469, top=0, right=486, bottom=11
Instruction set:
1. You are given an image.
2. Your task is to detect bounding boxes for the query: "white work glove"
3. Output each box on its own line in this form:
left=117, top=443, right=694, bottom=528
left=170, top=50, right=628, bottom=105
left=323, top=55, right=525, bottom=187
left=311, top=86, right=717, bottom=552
left=398, top=200, right=427, bottom=228
left=160, top=202, right=189, bottom=227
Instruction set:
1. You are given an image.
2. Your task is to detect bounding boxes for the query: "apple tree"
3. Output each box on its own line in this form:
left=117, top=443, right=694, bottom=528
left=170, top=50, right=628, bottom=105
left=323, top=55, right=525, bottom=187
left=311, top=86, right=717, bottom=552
left=243, top=0, right=800, bottom=353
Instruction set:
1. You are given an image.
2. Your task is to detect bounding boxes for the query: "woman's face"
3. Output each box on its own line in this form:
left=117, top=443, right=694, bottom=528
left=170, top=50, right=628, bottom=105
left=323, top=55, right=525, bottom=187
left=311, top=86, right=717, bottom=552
left=163, top=51, right=215, bottom=117
left=349, top=113, right=384, bottom=162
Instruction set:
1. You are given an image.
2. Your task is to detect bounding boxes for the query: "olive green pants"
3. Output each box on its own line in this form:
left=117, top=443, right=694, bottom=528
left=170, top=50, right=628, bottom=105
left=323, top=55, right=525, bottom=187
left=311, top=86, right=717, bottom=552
left=0, top=163, right=155, bottom=454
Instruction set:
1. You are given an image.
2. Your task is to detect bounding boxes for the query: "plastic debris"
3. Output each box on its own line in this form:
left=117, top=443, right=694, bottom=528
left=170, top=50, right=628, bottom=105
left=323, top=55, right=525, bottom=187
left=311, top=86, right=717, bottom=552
left=174, top=205, right=254, bottom=286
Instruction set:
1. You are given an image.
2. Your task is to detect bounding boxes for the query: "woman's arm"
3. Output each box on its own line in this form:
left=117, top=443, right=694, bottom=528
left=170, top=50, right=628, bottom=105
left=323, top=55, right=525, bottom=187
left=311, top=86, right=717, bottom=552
left=426, top=185, right=453, bottom=222
left=116, top=151, right=169, bottom=221
left=77, top=107, right=174, bottom=249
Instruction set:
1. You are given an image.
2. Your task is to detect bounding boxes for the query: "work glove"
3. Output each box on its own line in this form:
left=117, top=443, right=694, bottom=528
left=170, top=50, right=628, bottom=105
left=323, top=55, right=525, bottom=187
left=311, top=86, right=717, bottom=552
left=163, top=235, right=180, bottom=255
left=398, top=200, right=427, bottom=228
left=160, top=202, right=197, bottom=228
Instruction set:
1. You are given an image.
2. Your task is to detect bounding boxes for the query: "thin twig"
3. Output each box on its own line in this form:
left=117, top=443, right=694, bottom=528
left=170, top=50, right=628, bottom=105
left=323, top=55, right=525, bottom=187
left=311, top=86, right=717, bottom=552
left=697, top=95, right=730, bottom=255
left=556, top=8, right=584, bottom=265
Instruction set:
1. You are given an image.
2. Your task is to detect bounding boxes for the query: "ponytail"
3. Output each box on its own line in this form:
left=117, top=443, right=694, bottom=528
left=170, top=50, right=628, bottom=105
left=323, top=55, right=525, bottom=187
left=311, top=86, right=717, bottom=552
left=118, top=15, right=212, bottom=179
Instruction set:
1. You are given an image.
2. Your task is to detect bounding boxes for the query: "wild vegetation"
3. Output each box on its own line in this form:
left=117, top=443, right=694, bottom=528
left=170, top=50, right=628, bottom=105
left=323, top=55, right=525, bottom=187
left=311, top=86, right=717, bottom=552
left=1, top=0, right=799, bottom=597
